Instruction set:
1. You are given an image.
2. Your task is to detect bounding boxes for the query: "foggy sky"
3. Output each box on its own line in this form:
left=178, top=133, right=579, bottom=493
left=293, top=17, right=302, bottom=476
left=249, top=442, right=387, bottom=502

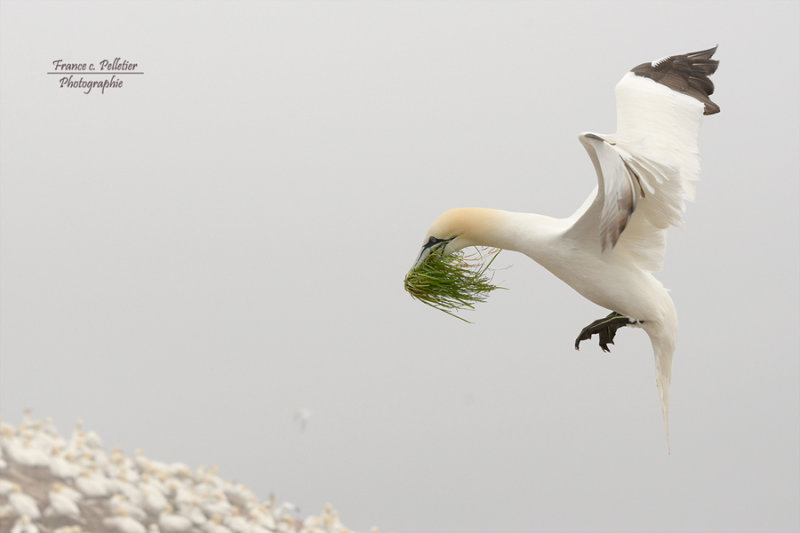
left=1, top=2, right=798, bottom=532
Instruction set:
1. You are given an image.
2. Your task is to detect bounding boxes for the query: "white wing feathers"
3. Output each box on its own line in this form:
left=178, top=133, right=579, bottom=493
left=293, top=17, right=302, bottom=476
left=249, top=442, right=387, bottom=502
left=566, top=68, right=708, bottom=272
left=562, top=47, right=718, bottom=453
left=578, top=134, right=640, bottom=253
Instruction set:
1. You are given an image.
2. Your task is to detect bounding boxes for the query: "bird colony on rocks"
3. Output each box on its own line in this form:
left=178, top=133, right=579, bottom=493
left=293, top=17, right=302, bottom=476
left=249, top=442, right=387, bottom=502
left=0, top=412, right=379, bottom=533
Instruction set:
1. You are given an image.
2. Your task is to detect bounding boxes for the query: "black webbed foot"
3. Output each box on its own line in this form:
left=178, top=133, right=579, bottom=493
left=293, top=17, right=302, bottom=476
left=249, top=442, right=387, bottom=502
left=574, top=312, right=638, bottom=352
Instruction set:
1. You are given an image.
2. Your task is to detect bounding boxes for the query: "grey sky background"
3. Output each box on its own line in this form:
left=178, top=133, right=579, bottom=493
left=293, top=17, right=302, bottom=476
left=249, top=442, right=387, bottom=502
left=1, top=1, right=798, bottom=532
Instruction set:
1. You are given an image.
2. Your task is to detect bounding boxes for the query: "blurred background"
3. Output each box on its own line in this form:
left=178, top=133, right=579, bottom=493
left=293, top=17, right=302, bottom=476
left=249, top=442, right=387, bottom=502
left=1, top=1, right=798, bottom=532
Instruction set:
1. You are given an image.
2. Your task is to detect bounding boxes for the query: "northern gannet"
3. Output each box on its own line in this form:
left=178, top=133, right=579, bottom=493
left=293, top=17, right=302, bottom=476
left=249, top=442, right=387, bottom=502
left=8, top=484, right=41, bottom=519
left=10, top=515, right=38, bottom=533
left=43, top=484, right=83, bottom=521
left=103, top=509, right=147, bottom=533
left=157, top=503, right=193, bottom=532
left=409, top=47, right=720, bottom=451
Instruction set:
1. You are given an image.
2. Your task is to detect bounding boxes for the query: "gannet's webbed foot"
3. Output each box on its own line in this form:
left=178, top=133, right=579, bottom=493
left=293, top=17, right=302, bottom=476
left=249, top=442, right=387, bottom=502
left=574, top=311, right=638, bottom=352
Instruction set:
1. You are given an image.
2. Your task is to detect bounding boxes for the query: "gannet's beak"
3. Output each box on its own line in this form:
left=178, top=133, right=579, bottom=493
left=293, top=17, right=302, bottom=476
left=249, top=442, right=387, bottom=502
left=412, top=246, right=433, bottom=271
left=411, top=236, right=454, bottom=271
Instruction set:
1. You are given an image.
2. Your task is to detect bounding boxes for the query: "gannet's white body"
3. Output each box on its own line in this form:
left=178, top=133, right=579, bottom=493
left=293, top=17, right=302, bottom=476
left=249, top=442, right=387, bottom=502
left=414, top=48, right=720, bottom=451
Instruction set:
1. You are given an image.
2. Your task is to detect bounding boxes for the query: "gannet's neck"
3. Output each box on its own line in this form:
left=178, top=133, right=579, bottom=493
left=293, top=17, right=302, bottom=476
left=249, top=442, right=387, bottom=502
left=445, top=207, right=566, bottom=263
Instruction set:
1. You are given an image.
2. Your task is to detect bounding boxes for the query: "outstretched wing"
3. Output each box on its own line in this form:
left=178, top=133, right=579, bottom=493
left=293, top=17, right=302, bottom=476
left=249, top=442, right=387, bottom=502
left=631, top=46, right=720, bottom=116
left=576, top=133, right=641, bottom=252
left=566, top=47, right=719, bottom=271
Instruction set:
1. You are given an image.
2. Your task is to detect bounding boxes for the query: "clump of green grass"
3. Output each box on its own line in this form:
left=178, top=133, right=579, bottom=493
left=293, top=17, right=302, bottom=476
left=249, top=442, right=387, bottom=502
left=404, top=247, right=504, bottom=322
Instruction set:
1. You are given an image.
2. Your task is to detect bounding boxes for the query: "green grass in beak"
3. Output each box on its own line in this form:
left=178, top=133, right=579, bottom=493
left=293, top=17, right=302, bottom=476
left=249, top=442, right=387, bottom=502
left=404, top=247, right=504, bottom=322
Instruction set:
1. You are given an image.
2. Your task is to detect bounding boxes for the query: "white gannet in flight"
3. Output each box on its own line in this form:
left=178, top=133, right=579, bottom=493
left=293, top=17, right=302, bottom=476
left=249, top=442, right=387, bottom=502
left=410, top=47, right=720, bottom=451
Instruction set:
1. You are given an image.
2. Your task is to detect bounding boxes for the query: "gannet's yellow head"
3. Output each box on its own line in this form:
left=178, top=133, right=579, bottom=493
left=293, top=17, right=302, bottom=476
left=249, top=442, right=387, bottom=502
left=405, top=208, right=503, bottom=321
left=413, top=208, right=483, bottom=270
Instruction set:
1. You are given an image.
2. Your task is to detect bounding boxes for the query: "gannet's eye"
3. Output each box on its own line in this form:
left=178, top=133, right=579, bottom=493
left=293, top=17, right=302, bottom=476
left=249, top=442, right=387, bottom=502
left=424, top=236, right=457, bottom=250
left=425, top=236, right=443, bottom=248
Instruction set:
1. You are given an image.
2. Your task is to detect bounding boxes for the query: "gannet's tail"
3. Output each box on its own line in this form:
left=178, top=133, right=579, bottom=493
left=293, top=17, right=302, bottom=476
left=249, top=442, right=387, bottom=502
left=653, top=340, right=673, bottom=454
left=644, top=294, right=678, bottom=454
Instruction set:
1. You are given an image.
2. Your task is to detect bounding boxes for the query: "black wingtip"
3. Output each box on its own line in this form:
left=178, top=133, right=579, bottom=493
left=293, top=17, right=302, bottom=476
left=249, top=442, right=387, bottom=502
left=631, top=46, right=721, bottom=115
left=686, top=45, right=718, bottom=60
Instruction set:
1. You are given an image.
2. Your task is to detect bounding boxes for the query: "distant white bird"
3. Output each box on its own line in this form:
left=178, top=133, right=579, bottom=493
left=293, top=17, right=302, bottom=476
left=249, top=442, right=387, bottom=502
left=51, top=482, right=83, bottom=503
left=52, top=526, right=82, bottom=533
left=141, top=473, right=169, bottom=496
left=10, top=514, right=39, bottom=533
left=203, top=514, right=233, bottom=533
left=0, top=478, right=15, bottom=496
left=158, top=504, right=193, bottom=532
left=83, top=430, right=103, bottom=450
left=20, top=408, right=34, bottom=430
left=141, top=484, right=169, bottom=514
left=4, top=437, right=50, bottom=467
left=9, top=485, right=41, bottom=519
left=410, top=47, right=720, bottom=452
left=200, top=492, right=232, bottom=517
left=169, top=483, right=196, bottom=508
left=110, top=480, right=144, bottom=507
left=225, top=511, right=253, bottom=533
left=293, top=408, right=311, bottom=431
left=103, top=509, right=147, bottom=533
left=49, top=449, right=81, bottom=479
left=40, top=417, right=61, bottom=439
left=250, top=506, right=277, bottom=530
left=165, top=462, right=193, bottom=478
left=178, top=502, right=207, bottom=526
left=109, top=494, right=148, bottom=521
left=250, top=506, right=277, bottom=531
left=44, top=484, right=83, bottom=521
left=75, top=469, right=111, bottom=498
left=273, top=501, right=300, bottom=516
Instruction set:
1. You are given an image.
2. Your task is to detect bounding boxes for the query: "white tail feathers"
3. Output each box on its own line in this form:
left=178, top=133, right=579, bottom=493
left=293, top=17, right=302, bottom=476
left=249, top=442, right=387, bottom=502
left=654, top=351, right=673, bottom=454
left=644, top=293, right=678, bottom=454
